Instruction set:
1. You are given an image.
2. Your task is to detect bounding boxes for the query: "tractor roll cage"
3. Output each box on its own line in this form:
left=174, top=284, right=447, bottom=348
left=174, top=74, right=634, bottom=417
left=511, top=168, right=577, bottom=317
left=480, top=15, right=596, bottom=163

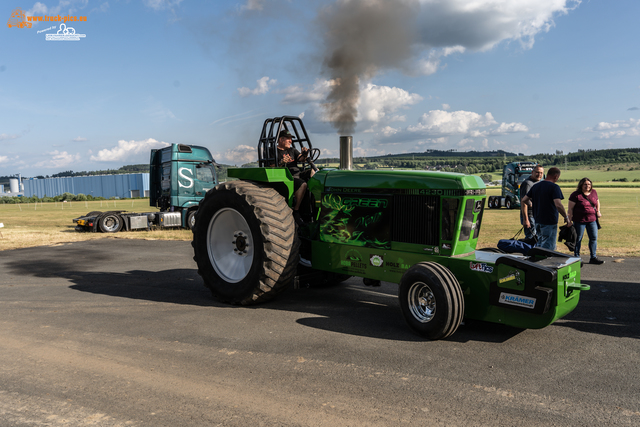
left=258, top=116, right=313, bottom=168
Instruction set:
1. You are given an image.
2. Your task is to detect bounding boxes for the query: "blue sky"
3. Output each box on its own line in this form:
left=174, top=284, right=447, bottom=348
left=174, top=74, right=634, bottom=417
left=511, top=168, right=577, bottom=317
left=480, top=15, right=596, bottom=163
left=1, top=0, right=639, bottom=177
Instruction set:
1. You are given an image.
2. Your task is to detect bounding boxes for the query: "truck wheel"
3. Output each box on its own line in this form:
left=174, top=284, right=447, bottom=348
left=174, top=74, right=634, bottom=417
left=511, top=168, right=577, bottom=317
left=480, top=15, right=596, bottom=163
left=98, top=213, right=123, bottom=233
left=187, top=210, right=197, bottom=230
left=192, top=181, right=300, bottom=305
left=505, top=197, right=512, bottom=209
left=398, top=262, right=464, bottom=340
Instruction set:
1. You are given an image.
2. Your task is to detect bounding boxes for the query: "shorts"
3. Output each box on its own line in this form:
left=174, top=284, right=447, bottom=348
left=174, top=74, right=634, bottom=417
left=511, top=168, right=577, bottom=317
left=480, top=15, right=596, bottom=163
left=292, top=169, right=313, bottom=192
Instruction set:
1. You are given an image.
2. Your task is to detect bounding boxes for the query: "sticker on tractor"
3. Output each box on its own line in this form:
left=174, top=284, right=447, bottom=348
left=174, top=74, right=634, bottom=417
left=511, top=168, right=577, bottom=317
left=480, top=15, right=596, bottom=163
left=340, top=249, right=367, bottom=273
left=469, top=262, right=494, bottom=273
left=499, top=292, right=536, bottom=309
left=319, top=193, right=391, bottom=249
left=442, top=243, right=451, bottom=250
left=385, top=258, right=409, bottom=273
left=499, top=271, right=521, bottom=285
left=369, top=255, right=383, bottom=267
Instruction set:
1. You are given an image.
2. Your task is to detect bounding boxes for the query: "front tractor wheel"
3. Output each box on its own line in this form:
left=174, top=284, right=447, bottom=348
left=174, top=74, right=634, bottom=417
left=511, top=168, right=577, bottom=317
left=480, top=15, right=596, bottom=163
left=399, top=262, right=464, bottom=340
left=192, top=180, right=300, bottom=305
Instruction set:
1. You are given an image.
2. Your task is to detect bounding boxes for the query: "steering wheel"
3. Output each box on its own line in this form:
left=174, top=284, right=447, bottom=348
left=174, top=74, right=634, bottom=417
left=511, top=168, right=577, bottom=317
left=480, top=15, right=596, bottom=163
left=299, top=147, right=321, bottom=172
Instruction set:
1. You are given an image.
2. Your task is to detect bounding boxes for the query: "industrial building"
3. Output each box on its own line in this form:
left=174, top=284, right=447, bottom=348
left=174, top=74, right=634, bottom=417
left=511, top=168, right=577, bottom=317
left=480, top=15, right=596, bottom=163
left=21, top=173, right=150, bottom=199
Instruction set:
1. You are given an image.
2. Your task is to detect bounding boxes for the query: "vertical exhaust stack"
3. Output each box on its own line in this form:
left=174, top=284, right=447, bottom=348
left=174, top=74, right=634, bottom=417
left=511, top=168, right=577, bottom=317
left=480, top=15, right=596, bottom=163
left=339, top=136, right=353, bottom=170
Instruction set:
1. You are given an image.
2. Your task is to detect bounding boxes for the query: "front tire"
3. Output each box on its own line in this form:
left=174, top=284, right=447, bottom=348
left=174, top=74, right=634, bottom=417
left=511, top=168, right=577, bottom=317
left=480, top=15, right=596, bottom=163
left=192, top=181, right=300, bottom=305
left=399, top=262, right=464, bottom=340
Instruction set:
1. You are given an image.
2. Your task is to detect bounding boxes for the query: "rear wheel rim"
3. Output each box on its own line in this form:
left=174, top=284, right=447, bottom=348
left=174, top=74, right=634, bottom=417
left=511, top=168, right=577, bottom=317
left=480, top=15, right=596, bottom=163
left=103, top=216, right=120, bottom=232
left=206, top=208, right=254, bottom=283
left=408, top=281, right=436, bottom=323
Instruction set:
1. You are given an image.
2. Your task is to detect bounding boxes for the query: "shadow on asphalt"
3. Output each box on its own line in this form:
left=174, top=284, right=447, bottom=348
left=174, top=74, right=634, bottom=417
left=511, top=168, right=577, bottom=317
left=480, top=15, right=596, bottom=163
left=4, top=247, right=524, bottom=343
left=556, top=279, right=640, bottom=339
left=6, top=242, right=636, bottom=342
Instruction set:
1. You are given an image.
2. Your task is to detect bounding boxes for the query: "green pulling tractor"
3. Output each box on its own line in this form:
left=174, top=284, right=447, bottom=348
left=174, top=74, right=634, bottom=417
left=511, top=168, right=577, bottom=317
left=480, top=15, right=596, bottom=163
left=191, top=116, right=589, bottom=340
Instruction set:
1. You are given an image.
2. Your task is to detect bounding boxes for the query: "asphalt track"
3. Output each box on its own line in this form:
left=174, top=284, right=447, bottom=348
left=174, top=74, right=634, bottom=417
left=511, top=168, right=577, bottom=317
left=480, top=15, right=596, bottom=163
left=0, top=239, right=638, bottom=426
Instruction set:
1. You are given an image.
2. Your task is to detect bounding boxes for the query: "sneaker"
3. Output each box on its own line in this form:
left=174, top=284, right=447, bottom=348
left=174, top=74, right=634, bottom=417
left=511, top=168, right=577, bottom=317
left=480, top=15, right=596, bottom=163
left=589, top=257, right=605, bottom=265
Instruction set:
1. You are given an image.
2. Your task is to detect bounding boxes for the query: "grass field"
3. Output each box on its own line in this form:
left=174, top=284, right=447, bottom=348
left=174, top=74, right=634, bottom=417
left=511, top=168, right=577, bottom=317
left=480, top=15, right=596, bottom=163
left=0, top=199, right=191, bottom=251
left=1, top=186, right=639, bottom=257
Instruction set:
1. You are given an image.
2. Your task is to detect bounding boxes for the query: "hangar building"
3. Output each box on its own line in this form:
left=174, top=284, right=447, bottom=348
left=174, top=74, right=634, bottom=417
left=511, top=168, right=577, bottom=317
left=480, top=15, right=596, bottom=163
left=23, top=173, right=150, bottom=199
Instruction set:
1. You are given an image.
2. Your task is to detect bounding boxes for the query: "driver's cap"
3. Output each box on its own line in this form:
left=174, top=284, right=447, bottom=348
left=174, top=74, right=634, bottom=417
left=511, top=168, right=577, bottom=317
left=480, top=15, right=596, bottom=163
left=278, top=130, right=293, bottom=139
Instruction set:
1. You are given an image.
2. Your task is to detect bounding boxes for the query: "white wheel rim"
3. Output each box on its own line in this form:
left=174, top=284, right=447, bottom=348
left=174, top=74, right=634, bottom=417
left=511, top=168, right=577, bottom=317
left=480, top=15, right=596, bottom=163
left=408, top=282, right=436, bottom=323
left=103, top=215, right=120, bottom=232
left=206, top=208, right=254, bottom=283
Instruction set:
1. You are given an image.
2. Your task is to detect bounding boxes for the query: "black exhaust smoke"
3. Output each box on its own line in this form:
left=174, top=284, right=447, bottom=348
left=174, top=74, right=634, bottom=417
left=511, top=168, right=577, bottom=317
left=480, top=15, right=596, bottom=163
left=319, top=0, right=418, bottom=134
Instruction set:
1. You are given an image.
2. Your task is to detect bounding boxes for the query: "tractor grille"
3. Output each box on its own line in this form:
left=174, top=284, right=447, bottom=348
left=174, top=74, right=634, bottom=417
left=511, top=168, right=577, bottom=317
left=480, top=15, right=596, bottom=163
left=392, top=195, right=439, bottom=246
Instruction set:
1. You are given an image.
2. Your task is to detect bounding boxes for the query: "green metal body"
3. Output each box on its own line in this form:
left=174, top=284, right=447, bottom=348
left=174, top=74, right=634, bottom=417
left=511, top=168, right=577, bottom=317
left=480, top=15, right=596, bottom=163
left=228, top=166, right=587, bottom=329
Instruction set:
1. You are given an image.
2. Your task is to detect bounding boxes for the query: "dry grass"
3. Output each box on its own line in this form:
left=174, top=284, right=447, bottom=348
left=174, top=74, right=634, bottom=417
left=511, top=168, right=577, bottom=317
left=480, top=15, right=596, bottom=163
left=2, top=187, right=639, bottom=257
left=0, top=199, right=192, bottom=251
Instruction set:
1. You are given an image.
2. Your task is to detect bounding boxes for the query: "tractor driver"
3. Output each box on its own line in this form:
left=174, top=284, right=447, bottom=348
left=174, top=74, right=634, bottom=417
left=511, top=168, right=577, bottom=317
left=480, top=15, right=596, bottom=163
left=275, top=130, right=315, bottom=224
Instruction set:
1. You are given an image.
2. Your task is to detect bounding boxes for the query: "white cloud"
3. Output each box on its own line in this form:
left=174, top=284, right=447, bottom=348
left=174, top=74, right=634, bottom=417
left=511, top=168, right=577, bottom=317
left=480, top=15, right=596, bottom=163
left=144, top=98, right=178, bottom=121
left=238, top=76, right=277, bottom=97
left=409, top=110, right=497, bottom=135
left=409, top=46, right=465, bottom=76
left=380, top=126, right=399, bottom=137
left=218, top=144, right=257, bottom=164
left=27, top=0, right=94, bottom=19
left=34, top=150, right=81, bottom=169
left=0, top=155, right=9, bottom=164
left=143, top=0, right=183, bottom=11
left=416, top=0, right=581, bottom=51
left=280, top=80, right=329, bottom=104
left=491, top=122, right=529, bottom=134
left=240, top=0, right=264, bottom=11
left=90, top=138, right=170, bottom=162
left=408, top=109, right=529, bottom=139
left=0, top=133, right=20, bottom=141
left=588, top=118, right=640, bottom=139
left=72, top=136, right=88, bottom=142
left=526, top=133, right=540, bottom=139
left=358, top=83, right=423, bottom=122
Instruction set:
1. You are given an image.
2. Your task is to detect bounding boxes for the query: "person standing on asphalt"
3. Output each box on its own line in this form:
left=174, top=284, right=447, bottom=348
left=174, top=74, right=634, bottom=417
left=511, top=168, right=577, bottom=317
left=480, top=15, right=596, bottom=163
left=568, top=177, right=604, bottom=264
left=519, top=164, right=544, bottom=242
left=521, top=167, right=571, bottom=250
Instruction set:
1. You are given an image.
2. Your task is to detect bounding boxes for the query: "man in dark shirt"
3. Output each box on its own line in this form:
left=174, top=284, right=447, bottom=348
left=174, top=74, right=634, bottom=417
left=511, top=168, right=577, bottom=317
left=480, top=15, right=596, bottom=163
left=519, top=164, right=544, bottom=241
left=275, top=130, right=315, bottom=223
left=521, top=167, right=571, bottom=250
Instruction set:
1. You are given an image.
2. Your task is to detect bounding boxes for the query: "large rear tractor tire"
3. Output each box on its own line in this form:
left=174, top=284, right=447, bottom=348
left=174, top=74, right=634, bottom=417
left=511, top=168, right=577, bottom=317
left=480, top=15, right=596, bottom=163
left=98, top=213, right=123, bottom=233
left=192, top=181, right=300, bottom=305
left=399, top=262, right=464, bottom=340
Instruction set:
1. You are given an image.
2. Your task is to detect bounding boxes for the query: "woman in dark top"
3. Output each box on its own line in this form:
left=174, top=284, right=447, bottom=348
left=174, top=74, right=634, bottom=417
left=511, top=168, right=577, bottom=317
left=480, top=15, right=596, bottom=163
left=568, top=177, right=604, bottom=264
